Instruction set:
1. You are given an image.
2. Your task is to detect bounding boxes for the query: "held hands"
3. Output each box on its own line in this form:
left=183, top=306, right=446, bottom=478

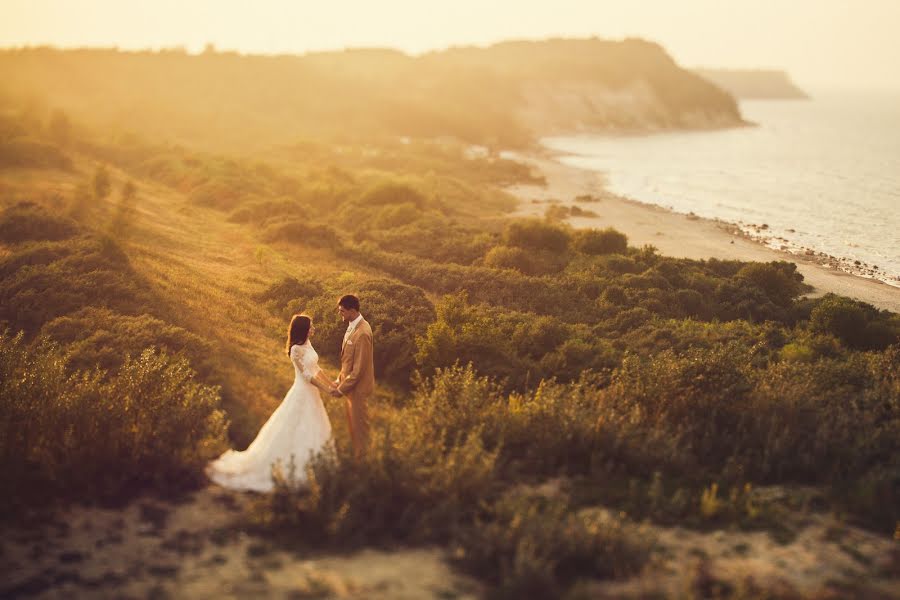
left=315, top=370, right=342, bottom=397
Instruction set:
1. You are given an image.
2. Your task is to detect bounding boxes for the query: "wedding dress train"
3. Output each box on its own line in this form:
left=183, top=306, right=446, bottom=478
left=206, top=341, right=333, bottom=492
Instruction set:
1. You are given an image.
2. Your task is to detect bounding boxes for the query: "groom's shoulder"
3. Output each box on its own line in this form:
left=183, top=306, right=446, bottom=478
left=360, top=319, right=374, bottom=336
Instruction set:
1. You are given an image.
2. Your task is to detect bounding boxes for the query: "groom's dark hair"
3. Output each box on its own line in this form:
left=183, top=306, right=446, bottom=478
left=338, top=294, right=360, bottom=311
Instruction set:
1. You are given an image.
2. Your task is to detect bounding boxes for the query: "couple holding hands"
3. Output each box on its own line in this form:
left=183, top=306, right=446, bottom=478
left=207, top=295, right=374, bottom=492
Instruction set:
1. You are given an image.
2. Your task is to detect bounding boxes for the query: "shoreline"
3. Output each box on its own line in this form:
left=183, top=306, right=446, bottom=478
left=505, top=152, right=900, bottom=314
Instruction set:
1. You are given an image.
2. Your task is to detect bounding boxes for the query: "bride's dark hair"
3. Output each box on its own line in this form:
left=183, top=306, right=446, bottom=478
left=286, top=314, right=312, bottom=355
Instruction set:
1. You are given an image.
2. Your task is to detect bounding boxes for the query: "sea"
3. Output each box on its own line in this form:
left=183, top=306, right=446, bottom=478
left=542, top=90, right=900, bottom=288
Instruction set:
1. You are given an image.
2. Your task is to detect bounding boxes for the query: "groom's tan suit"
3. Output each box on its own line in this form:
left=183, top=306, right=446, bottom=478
left=337, top=317, right=374, bottom=457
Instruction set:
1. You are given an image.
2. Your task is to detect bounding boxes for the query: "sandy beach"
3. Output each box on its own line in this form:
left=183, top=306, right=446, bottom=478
left=507, top=154, right=900, bottom=314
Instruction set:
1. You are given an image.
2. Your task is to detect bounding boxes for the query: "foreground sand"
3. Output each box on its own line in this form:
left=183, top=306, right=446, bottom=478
left=2, top=484, right=897, bottom=599
left=507, top=154, right=900, bottom=314
left=0, top=488, right=483, bottom=599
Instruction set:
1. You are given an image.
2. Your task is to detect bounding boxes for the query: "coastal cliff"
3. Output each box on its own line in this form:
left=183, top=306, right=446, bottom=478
left=693, top=68, right=809, bottom=99
left=0, top=38, right=744, bottom=151
left=425, top=38, right=745, bottom=135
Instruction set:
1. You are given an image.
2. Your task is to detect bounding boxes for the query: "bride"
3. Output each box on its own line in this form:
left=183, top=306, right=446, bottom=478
left=206, top=314, right=335, bottom=492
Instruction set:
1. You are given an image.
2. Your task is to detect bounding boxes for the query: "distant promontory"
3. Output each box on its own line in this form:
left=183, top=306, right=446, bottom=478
left=693, top=69, right=809, bottom=100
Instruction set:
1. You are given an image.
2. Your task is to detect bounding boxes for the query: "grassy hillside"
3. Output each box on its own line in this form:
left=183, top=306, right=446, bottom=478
left=1, top=46, right=897, bottom=598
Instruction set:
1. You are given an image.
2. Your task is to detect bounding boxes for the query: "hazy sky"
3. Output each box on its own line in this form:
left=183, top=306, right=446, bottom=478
left=2, top=0, right=898, bottom=91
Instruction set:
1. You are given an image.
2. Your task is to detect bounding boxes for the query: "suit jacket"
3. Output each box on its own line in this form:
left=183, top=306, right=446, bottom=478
left=338, top=317, right=375, bottom=398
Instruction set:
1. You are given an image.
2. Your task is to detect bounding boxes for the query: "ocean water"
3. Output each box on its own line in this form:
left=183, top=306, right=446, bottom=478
left=542, top=91, right=900, bottom=287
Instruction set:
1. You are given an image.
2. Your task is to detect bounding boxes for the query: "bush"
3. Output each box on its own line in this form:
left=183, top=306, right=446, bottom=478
left=0, top=138, right=72, bottom=169
left=40, top=308, right=219, bottom=380
left=600, top=284, right=628, bottom=305
left=0, top=202, right=81, bottom=244
left=603, top=344, right=756, bottom=478
left=256, top=277, right=325, bottom=318
left=342, top=244, right=599, bottom=323
left=484, top=245, right=536, bottom=274
left=735, top=261, right=804, bottom=307
left=416, top=295, right=536, bottom=389
left=262, top=220, right=342, bottom=249
left=188, top=178, right=256, bottom=210
left=809, top=294, right=900, bottom=350
left=675, top=288, right=707, bottom=317
left=357, top=180, right=428, bottom=208
left=370, top=202, right=422, bottom=229
left=416, top=295, right=623, bottom=390
left=0, top=236, right=159, bottom=336
left=574, top=227, right=628, bottom=255
left=597, top=254, right=639, bottom=274
left=454, top=493, right=650, bottom=599
left=365, top=218, right=492, bottom=265
left=0, top=331, right=227, bottom=509
left=503, top=219, right=571, bottom=253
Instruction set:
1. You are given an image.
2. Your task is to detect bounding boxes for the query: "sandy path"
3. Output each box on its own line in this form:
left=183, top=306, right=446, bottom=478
left=507, top=155, right=900, bottom=313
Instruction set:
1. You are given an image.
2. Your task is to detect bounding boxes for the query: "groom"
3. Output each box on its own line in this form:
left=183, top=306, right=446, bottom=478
left=331, top=294, right=374, bottom=458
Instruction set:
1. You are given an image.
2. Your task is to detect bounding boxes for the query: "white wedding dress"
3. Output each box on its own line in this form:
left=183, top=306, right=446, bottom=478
left=206, top=341, right=333, bottom=492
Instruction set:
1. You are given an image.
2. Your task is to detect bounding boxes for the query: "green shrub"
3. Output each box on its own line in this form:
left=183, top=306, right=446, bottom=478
left=342, top=244, right=599, bottom=323
left=0, top=138, right=72, bottom=169
left=357, top=180, right=428, bottom=208
left=600, top=285, right=628, bottom=305
left=227, top=197, right=311, bottom=224
left=597, top=254, right=639, bottom=274
left=0, top=236, right=159, bottom=336
left=0, top=331, right=227, bottom=509
left=0, top=202, right=81, bottom=244
left=574, top=227, right=628, bottom=255
left=543, top=204, right=571, bottom=221
left=778, top=331, right=843, bottom=363
left=809, top=294, right=900, bottom=350
left=416, top=295, right=537, bottom=389
left=454, top=493, right=650, bottom=599
left=603, top=344, right=756, bottom=476
left=484, top=245, right=537, bottom=274
left=736, top=261, right=805, bottom=307
left=40, top=308, right=219, bottom=381
left=416, top=295, right=619, bottom=390
left=503, top=219, right=571, bottom=253
left=370, top=202, right=422, bottom=229
left=675, top=288, right=707, bottom=317
left=188, top=178, right=255, bottom=210
left=261, top=220, right=342, bottom=249
left=256, top=276, right=325, bottom=318
left=365, top=218, right=492, bottom=265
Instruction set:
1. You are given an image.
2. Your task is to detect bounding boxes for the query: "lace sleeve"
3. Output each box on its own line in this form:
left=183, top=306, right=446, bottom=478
left=290, top=344, right=322, bottom=383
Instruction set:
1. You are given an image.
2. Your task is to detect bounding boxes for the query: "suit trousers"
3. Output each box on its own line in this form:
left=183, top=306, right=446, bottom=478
left=345, top=390, right=370, bottom=457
